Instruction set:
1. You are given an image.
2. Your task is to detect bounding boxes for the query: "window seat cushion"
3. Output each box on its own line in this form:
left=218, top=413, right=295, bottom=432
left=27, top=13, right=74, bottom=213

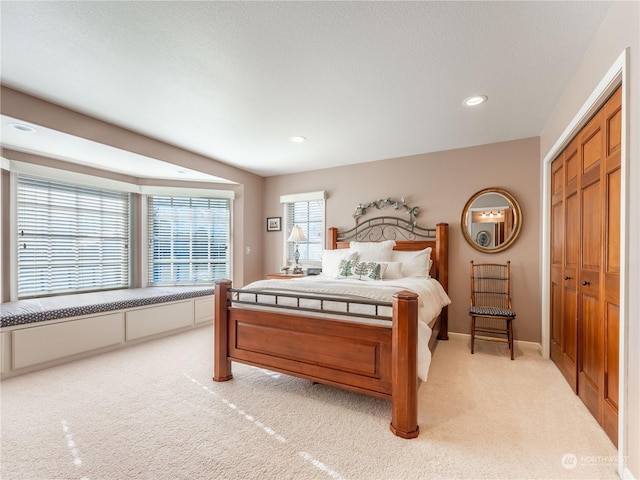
left=0, top=286, right=214, bottom=328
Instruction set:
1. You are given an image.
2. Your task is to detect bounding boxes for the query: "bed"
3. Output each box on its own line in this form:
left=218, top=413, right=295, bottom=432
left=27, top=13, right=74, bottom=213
left=213, top=217, right=450, bottom=438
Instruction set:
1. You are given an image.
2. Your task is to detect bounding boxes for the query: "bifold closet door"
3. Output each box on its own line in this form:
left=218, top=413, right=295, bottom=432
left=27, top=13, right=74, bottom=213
left=549, top=86, right=620, bottom=447
left=550, top=140, right=579, bottom=393
left=577, top=110, right=604, bottom=420
left=601, top=88, right=621, bottom=445
left=550, top=156, right=564, bottom=368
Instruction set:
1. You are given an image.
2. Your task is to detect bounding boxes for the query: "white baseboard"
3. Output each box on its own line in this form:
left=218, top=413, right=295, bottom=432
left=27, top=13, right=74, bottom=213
left=623, top=466, right=637, bottom=480
left=447, top=331, right=543, bottom=355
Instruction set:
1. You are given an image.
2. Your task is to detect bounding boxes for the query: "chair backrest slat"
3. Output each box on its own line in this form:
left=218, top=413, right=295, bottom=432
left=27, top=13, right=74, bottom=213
left=470, top=261, right=511, bottom=309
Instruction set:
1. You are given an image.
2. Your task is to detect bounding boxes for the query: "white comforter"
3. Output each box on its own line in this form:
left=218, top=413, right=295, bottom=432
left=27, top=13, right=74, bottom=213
left=236, top=275, right=451, bottom=381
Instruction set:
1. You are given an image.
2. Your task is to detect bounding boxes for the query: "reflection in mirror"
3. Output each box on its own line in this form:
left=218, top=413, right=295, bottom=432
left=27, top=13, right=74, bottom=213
left=461, top=188, right=522, bottom=253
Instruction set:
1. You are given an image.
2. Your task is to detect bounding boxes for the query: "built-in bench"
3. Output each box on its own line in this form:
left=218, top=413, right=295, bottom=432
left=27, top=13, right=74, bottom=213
left=0, top=286, right=214, bottom=378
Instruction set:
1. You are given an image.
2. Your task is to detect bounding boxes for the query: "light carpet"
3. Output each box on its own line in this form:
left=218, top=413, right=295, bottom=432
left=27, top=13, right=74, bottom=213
left=1, top=326, right=618, bottom=480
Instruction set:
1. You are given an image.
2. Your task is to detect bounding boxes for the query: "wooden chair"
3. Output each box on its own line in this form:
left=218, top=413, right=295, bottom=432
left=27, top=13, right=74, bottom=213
left=469, top=260, right=516, bottom=360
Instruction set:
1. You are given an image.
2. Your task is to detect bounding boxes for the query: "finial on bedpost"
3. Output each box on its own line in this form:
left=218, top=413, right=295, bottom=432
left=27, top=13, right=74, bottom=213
left=390, top=290, right=419, bottom=439
left=213, top=279, right=233, bottom=382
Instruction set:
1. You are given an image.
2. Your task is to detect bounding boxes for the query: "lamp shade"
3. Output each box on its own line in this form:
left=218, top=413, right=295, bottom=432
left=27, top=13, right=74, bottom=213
left=287, top=226, right=306, bottom=242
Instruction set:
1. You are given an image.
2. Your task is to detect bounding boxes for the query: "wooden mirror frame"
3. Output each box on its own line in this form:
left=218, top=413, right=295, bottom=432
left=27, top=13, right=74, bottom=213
left=461, top=187, right=523, bottom=253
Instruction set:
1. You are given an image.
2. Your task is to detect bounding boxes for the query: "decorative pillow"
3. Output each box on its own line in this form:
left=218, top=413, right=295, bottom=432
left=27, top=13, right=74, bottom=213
left=379, top=261, right=403, bottom=280
left=349, top=240, right=395, bottom=262
left=321, top=249, right=358, bottom=277
left=391, top=247, right=432, bottom=278
left=338, top=260, right=387, bottom=281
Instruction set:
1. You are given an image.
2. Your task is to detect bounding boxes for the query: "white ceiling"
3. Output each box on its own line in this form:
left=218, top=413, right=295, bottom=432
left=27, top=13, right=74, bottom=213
left=0, top=1, right=613, bottom=179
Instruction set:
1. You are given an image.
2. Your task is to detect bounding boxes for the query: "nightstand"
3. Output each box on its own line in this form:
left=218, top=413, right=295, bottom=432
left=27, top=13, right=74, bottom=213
left=265, top=273, right=306, bottom=279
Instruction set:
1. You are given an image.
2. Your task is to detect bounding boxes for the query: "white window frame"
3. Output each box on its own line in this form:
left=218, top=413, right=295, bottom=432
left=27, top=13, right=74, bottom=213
left=14, top=172, right=131, bottom=298
left=280, top=191, right=326, bottom=267
left=145, top=192, right=232, bottom=286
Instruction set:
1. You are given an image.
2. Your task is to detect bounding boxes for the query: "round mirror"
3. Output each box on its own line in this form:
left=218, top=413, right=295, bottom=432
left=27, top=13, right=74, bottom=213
left=461, top=188, right=522, bottom=253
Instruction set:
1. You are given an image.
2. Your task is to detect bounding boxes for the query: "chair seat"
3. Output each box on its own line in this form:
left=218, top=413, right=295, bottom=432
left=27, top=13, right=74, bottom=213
left=469, top=306, right=516, bottom=318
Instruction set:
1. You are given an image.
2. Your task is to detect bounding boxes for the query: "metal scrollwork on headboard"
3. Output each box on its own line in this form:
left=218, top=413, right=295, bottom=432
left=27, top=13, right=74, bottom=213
left=353, top=197, right=419, bottom=226
left=337, top=216, right=435, bottom=242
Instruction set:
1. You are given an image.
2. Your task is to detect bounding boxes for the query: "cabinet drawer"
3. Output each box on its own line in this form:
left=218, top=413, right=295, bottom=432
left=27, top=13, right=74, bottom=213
left=126, top=301, right=193, bottom=341
left=1, top=332, right=8, bottom=373
left=12, top=313, right=124, bottom=369
left=194, top=296, right=214, bottom=324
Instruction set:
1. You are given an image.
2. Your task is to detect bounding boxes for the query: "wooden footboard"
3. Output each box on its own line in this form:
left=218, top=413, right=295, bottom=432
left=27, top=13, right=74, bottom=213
left=213, top=279, right=420, bottom=438
left=213, top=219, right=449, bottom=439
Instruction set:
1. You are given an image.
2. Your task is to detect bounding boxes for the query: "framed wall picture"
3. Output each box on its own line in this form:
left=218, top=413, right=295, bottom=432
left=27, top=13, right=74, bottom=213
left=267, top=217, right=281, bottom=232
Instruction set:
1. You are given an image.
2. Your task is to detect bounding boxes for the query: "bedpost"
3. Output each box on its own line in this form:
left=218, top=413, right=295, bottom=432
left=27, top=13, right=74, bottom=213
left=327, top=227, right=338, bottom=249
left=213, top=279, right=233, bottom=382
left=389, top=290, right=419, bottom=439
left=436, top=223, right=449, bottom=340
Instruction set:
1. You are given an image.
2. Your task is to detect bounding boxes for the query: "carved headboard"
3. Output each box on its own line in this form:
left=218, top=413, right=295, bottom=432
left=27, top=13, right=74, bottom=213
left=327, top=216, right=449, bottom=294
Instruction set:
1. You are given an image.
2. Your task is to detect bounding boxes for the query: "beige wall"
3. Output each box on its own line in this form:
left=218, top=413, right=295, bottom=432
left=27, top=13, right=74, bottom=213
left=0, top=87, right=266, bottom=294
left=264, top=137, right=541, bottom=343
left=540, top=1, right=639, bottom=477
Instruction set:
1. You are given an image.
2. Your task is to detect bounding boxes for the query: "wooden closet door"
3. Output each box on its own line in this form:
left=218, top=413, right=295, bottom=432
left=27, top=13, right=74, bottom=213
left=601, top=87, right=621, bottom=444
left=577, top=87, right=621, bottom=447
left=577, top=110, right=604, bottom=420
left=563, top=143, right=581, bottom=390
left=550, top=140, right=580, bottom=391
left=550, top=157, right=564, bottom=367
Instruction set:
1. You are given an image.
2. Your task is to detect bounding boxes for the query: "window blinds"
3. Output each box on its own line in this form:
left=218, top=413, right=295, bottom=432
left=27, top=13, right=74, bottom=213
left=147, top=196, right=230, bottom=285
left=16, top=175, right=130, bottom=298
left=285, top=199, right=324, bottom=262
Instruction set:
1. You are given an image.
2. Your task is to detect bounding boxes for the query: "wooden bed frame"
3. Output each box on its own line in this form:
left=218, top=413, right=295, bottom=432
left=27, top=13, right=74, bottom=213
left=213, top=218, right=449, bottom=438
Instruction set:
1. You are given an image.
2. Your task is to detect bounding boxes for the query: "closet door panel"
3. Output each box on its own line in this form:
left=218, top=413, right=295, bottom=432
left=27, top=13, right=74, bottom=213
left=550, top=282, right=562, bottom=364
left=603, top=302, right=619, bottom=442
left=550, top=159, right=564, bottom=366
left=605, top=303, right=619, bottom=406
left=605, top=167, right=622, bottom=300
left=562, top=288, right=578, bottom=389
left=579, top=293, right=602, bottom=418
left=565, top=146, right=579, bottom=185
left=565, top=191, right=580, bottom=268
left=562, top=190, right=579, bottom=388
left=581, top=181, right=602, bottom=271
left=606, top=169, right=621, bottom=274
left=606, top=94, right=622, bottom=155
left=581, top=120, right=602, bottom=174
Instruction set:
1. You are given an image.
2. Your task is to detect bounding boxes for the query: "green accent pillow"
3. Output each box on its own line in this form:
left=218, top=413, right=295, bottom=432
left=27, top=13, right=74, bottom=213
left=338, top=260, right=387, bottom=281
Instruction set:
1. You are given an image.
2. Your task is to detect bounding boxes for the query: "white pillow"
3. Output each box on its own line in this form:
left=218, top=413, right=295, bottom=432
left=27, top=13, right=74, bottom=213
left=337, top=259, right=387, bottom=281
left=391, top=247, right=432, bottom=278
left=321, top=249, right=358, bottom=277
left=349, top=240, right=395, bottom=262
left=380, top=261, right=403, bottom=280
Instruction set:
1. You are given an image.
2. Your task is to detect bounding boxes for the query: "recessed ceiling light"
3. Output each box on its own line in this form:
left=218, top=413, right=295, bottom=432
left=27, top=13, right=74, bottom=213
left=463, top=95, right=488, bottom=107
left=8, top=122, right=37, bottom=133
left=289, top=136, right=306, bottom=143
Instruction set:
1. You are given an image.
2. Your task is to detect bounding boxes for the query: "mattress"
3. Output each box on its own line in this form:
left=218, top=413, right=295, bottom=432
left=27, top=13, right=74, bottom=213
left=232, top=275, right=451, bottom=381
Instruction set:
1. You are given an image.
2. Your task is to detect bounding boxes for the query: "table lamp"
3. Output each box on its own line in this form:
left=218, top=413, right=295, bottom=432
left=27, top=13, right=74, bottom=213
left=287, top=226, right=307, bottom=274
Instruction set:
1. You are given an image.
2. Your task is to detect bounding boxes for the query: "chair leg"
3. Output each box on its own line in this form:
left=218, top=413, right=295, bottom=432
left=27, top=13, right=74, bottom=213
left=470, top=316, right=475, bottom=354
left=508, top=319, right=514, bottom=360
